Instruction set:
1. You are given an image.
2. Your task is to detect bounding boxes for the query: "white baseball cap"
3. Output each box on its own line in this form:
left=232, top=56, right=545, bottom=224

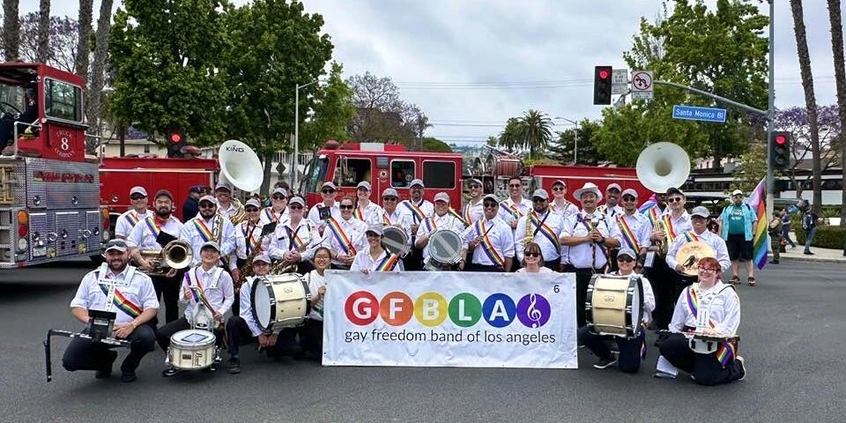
left=129, top=186, right=147, bottom=197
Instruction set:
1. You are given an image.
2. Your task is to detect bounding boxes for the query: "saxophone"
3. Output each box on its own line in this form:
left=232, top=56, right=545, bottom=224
left=523, top=212, right=534, bottom=246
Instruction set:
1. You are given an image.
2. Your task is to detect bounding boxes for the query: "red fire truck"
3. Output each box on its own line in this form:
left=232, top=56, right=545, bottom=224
left=299, top=141, right=464, bottom=206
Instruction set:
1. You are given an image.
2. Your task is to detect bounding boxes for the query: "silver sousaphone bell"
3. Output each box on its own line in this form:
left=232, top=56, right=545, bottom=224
left=636, top=142, right=691, bottom=194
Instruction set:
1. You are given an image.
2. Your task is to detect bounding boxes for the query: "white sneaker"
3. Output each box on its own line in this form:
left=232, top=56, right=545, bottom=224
left=736, top=356, right=747, bottom=381
left=653, top=370, right=677, bottom=379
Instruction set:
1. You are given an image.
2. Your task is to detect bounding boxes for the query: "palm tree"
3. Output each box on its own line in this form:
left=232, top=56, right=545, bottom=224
left=827, top=0, right=846, bottom=224
left=485, top=135, right=498, bottom=147
left=76, top=0, right=93, bottom=79
left=36, top=0, right=50, bottom=63
left=3, top=0, right=20, bottom=60
left=517, top=109, right=553, bottom=160
left=498, top=117, right=522, bottom=152
left=790, top=0, right=822, bottom=214
left=86, top=0, right=114, bottom=142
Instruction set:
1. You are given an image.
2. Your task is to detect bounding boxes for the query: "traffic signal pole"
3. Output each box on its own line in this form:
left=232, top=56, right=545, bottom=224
left=765, top=0, right=775, bottom=221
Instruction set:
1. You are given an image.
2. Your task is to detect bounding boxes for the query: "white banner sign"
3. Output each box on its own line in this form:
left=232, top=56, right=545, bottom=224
left=323, top=271, right=578, bottom=369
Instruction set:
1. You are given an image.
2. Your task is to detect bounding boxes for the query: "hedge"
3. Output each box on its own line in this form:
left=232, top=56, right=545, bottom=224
left=794, top=226, right=846, bottom=249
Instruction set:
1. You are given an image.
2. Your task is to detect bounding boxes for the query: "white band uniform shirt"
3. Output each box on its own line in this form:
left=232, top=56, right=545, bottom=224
left=416, top=213, right=468, bottom=261
left=399, top=199, right=434, bottom=225
left=657, top=210, right=693, bottom=246
left=307, top=202, right=341, bottom=226
left=259, top=207, right=289, bottom=226
left=350, top=249, right=404, bottom=272
left=179, top=216, right=237, bottom=267
left=306, top=270, right=326, bottom=322
left=515, top=210, right=564, bottom=262
left=181, top=266, right=235, bottom=320
left=598, top=204, right=624, bottom=218
left=216, top=202, right=239, bottom=221
left=115, top=209, right=154, bottom=239
left=515, top=267, right=554, bottom=274
left=463, top=217, right=515, bottom=267
left=463, top=199, right=484, bottom=226
left=236, top=277, right=264, bottom=336
left=320, top=217, right=368, bottom=267
left=234, top=220, right=266, bottom=261
left=617, top=212, right=652, bottom=252
left=669, top=282, right=740, bottom=335
left=665, top=229, right=731, bottom=272
left=267, top=219, right=320, bottom=261
left=382, top=209, right=413, bottom=242
left=550, top=200, right=579, bottom=219
left=562, top=211, right=623, bottom=269
left=126, top=216, right=184, bottom=251
left=70, top=264, right=159, bottom=325
left=354, top=202, right=385, bottom=226
left=498, top=197, right=533, bottom=228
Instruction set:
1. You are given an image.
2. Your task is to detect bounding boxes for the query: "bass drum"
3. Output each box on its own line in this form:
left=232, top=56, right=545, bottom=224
left=382, top=226, right=410, bottom=257
left=585, top=275, right=644, bottom=338
left=251, top=274, right=311, bottom=332
left=425, top=229, right=463, bottom=271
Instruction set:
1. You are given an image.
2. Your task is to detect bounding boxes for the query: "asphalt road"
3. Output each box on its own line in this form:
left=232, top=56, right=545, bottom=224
left=1, top=260, right=844, bottom=423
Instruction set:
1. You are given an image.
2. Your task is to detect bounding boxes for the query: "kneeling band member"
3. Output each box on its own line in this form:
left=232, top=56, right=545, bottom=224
left=578, top=247, right=655, bottom=372
left=63, top=239, right=158, bottom=383
left=300, top=246, right=332, bottom=358
left=224, top=254, right=297, bottom=374
left=351, top=224, right=404, bottom=273
left=157, top=241, right=234, bottom=376
left=654, top=256, right=746, bottom=385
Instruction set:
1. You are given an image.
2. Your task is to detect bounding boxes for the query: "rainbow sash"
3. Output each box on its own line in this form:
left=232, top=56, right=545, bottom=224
left=243, top=223, right=259, bottom=254
left=327, top=217, right=356, bottom=255
left=464, top=203, right=475, bottom=224
left=685, top=286, right=738, bottom=367
left=500, top=202, right=522, bottom=220
left=662, top=215, right=678, bottom=243
left=124, top=212, right=141, bottom=227
left=617, top=215, right=639, bottom=253
left=647, top=207, right=662, bottom=225
left=382, top=213, right=392, bottom=225
left=683, top=231, right=700, bottom=242
left=375, top=253, right=400, bottom=271
left=530, top=212, right=559, bottom=248
left=143, top=216, right=161, bottom=237
left=422, top=216, right=437, bottom=232
left=353, top=207, right=364, bottom=221
left=402, top=201, right=426, bottom=222
left=263, top=207, right=279, bottom=223
left=97, top=280, right=142, bottom=318
left=286, top=226, right=307, bottom=251
left=474, top=220, right=505, bottom=269
left=192, top=218, right=215, bottom=242
left=450, top=208, right=467, bottom=226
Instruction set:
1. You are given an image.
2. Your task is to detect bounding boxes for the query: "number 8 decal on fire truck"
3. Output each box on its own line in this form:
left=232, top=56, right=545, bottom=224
left=60, top=136, right=70, bottom=151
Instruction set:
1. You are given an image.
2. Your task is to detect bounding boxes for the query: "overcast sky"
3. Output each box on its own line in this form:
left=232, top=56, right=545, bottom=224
left=22, top=0, right=845, bottom=145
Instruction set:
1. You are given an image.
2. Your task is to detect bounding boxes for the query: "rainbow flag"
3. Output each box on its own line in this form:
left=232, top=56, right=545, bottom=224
left=745, top=178, right=769, bottom=270
left=638, top=193, right=657, bottom=214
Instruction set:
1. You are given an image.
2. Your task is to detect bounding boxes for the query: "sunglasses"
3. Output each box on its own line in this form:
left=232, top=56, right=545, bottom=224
left=339, top=204, right=354, bottom=210
left=322, top=189, right=336, bottom=194
left=524, top=252, right=540, bottom=258
left=383, top=197, right=398, bottom=201
left=617, top=257, right=634, bottom=263
left=289, top=205, right=303, bottom=210
left=483, top=202, right=498, bottom=208
left=509, top=184, right=522, bottom=188
left=199, top=203, right=216, bottom=209
left=552, top=187, right=565, bottom=191
left=130, top=195, right=146, bottom=200
left=470, top=184, right=481, bottom=189
left=622, top=195, right=636, bottom=202
left=272, top=195, right=285, bottom=200
left=245, top=207, right=259, bottom=212
left=667, top=197, right=684, bottom=203
left=532, top=198, right=547, bottom=202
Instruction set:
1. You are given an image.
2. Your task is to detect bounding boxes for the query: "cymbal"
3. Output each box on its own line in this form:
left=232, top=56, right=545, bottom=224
left=675, top=241, right=716, bottom=277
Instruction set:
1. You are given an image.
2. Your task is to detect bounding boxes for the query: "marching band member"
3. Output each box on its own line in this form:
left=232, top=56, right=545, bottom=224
left=515, top=242, right=553, bottom=274
left=549, top=179, right=579, bottom=218
left=224, top=254, right=297, bottom=374
left=179, top=195, right=238, bottom=279
left=351, top=224, right=404, bottom=273
left=62, top=240, right=158, bottom=383
left=666, top=206, right=731, bottom=297
left=234, top=198, right=265, bottom=270
left=399, top=179, right=434, bottom=271
left=127, top=189, right=184, bottom=323
left=661, top=187, right=693, bottom=240
left=464, top=194, right=514, bottom=272
left=353, top=181, right=384, bottom=225
left=214, top=182, right=240, bottom=222
left=578, top=247, right=655, bottom=373
left=654, top=256, right=746, bottom=385
left=259, top=187, right=289, bottom=226
left=115, top=186, right=153, bottom=240
left=560, top=182, right=622, bottom=328
left=300, top=247, right=332, bottom=359
left=597, top=183, right=624, bottom=217
left=463, top=178, right=485, bottom=225
left=515, top=189, right=563, bottom=271
left=415, top=192, right=468, bottom=270
left=158, top=241, right=234, bottom=377
left=617, top=188, right=652, bottom=271
left=499, top=176, right=532, bottom=271
left=381, top=188, right=412, bottom=238
left=307, top=181, right=342, bottom=225
left=322, top=196, right=368, bottom=270
left=268, top=196, right=318, bottom=274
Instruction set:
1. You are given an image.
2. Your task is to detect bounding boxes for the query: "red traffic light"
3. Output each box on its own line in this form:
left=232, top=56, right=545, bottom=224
left=775, top=134, right=787, bottom=145
left=168, top=132, right=183, bottom=143
left=598, top=69, right=610, bottom=79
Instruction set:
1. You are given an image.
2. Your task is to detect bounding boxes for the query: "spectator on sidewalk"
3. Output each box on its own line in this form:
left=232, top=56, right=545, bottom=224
left=802, top=207, right=819, bottom=256
left=768, top=214, right=782, bottom=264
left=718, top=190, right=758, bottom=285
left=781, top=209, right=796, bottom=248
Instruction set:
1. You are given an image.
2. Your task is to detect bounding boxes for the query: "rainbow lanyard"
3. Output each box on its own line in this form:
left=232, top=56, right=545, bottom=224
left=617, top=215, right=639, bottom=253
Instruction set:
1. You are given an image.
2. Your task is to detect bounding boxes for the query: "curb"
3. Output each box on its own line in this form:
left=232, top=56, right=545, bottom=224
left=768, top=253, right=846, bottom=265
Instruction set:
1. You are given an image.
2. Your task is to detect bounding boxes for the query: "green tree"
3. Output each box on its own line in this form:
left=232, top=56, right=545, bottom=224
left=731, top=142, right=769, bottom=193
left=299, top=61, right=356, bottom=151
left=223, top=0, right=333, bottom=193
left=549, top=120, right=609, bottom=165
left=421, top=136, right=452, bottom=152
left=517, top=109, right=553, bottom=160
left=109, top=0, right=230, bottom=145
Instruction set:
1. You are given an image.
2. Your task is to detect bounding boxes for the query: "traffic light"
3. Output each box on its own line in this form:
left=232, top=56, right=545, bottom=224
left=593, top=65, right=613, bottom=105
left=770, top=131, right=790, bottom=170
left=166, top=131, right=186, bottom=158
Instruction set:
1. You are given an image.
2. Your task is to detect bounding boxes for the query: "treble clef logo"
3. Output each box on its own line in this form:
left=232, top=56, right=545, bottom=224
left=527, top=293, right=543, bottom=328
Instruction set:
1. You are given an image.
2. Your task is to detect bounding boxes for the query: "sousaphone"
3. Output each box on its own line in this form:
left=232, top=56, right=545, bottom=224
left=636, top=142, right=691, bottom=194
left=218, top=140, right=264, bottom=193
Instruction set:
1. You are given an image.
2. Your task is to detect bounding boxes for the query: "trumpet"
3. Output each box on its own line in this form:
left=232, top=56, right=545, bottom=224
left=137, top=240, right=193, bottom=276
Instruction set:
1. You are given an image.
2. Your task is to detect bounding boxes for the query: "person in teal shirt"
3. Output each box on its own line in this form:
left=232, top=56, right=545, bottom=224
left=718, top=190, right=758, bottom=286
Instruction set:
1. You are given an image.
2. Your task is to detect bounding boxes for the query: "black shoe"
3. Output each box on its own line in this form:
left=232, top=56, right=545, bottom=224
left=736, top=356, right=747, bottom=381
left=162, top=367, right=183, bottom=378
left=120, top=372, right=137, bottom=383
left=226, top=358, right=241, bottom=374
left=201, top=363, right=217, bottom=373
left=804, top=251, right=814, bottom=255
left=769, top=260, right=779, bottom=264
left=593, top=357, right=618, bottom=369
left=95, top=368, right=112, bottom=379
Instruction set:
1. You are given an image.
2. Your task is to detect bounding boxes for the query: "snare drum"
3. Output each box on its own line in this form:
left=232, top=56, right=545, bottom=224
left=251, top=274, right=311, bottom=332
left=167, top=329, right=216, bottom=370
left=425, top=229, right=463, bottom=271
left=383, top=226, right=410, bottom=257
left=585, top=275, right=644, bottom=338
left=687, top=332, right=740, bottom=355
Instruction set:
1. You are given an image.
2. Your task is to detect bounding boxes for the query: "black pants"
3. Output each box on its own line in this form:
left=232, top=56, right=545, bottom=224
left=543, top=258, right=561, bottom=271
left=578, top=326, right=646, bottom=373
left=658, top=332, right=744, bottom=385
left=572, top=268, right=595, bottom=328
left=155, top=317, right=224, bottom=352
left=62, top=325, right=156, bottom=374
left=151, top=270, right=183, bottom=324
left=607, top=249, right=619, bottom=272
left=225, top=316, right=299, bottom=357
left=645, top=257, right=675, bottom=330
left=674, top=274, right=698, bottom=300
left=404, top=244, right=424, bottom=271
left=299, top=319, right=324, bottom=358
left=466, top=263, right=502, bottom=272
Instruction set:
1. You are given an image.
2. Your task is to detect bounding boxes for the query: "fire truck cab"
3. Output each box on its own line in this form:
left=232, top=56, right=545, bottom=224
left=299, top=141, right=464, bottom=207
left=0, top=62, right=108, bottom=268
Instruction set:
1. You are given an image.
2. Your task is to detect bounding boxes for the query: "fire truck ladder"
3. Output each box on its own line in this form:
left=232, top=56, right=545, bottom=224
left=0, top=165, right=15, bottom=204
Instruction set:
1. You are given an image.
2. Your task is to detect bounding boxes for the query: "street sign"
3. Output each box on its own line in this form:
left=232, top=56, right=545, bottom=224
left=631, top=70, right=653, bottom=100
left=611, top=69, right=628, bottom=95
left=672, top=105, right=727, bottom=123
